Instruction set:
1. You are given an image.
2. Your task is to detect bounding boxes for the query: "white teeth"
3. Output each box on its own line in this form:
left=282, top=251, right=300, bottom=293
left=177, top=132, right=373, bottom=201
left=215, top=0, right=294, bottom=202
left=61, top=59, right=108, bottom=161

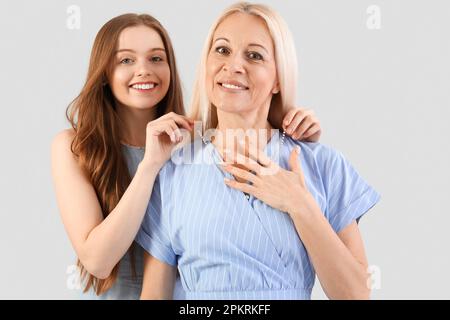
left=131, top=83, right=155, bottom=90
left=221, top=83, right=245, bottom=90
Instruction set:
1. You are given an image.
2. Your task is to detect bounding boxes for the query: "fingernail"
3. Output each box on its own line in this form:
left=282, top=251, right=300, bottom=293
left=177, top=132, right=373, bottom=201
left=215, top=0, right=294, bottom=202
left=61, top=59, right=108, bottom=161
left=224, top=178, right=230, bottom=183
left=295, top=146, right=301, bottom=154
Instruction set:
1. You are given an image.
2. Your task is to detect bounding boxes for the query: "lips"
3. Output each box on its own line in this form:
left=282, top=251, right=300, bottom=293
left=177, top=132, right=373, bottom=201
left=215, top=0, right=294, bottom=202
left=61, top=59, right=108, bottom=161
left=129, top=82, right=158, bottom=90
left=217, top=80, right=249, bottom=90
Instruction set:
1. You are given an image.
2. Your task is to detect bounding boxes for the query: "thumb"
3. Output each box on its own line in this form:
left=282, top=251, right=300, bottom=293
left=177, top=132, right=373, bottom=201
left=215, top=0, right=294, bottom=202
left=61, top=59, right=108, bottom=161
left=289, top=146, right=301, bottom=174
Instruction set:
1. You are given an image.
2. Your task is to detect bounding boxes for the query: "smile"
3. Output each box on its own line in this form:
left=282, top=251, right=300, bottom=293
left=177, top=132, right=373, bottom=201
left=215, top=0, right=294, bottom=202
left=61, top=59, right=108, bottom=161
left=129, top=82, right=157, bottom=91
left=218, top=81, right=249, bottom=91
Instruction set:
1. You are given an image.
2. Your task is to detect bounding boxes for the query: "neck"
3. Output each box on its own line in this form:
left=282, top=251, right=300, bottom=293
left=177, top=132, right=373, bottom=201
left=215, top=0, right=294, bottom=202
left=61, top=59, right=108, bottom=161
left=213, top=104, right=275, bottom=152
left=116, top=103, right=158, bottom=147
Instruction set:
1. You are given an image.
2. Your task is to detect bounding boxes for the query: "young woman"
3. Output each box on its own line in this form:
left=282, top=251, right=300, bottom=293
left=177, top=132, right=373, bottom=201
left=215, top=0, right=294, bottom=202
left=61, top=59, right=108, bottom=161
left=137, top=2, right=380, bottom=300
left=51, top=13, right=322, bottom=299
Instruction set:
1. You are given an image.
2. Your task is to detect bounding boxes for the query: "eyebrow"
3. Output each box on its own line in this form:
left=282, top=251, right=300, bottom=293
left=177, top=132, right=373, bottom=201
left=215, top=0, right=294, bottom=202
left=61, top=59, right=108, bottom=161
left=115, top=48, right=166, bottom=54
left=213, top=37, right=269, bottom=54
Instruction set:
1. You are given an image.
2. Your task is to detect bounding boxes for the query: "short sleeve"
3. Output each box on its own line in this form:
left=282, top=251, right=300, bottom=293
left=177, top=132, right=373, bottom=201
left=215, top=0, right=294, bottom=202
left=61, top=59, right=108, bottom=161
left=318, top=146, right=381, bottom=233
left=135, top=168, right=177, bottom=266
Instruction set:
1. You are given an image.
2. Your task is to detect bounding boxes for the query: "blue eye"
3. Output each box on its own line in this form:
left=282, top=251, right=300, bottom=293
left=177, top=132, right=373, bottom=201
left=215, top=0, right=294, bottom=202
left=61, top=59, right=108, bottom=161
left=120, top=58, right=133, bottom=64
left=248, top=51, right=263, bottom=61
left=216, top=46, right=230, bottom=55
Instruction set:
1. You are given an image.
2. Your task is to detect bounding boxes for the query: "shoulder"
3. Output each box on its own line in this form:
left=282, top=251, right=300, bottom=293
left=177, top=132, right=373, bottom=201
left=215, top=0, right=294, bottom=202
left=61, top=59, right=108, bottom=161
left=156, top=139, right=210, bottom=189
left=50, top=128, right=84, bottom=177
left=51, top=128, right=76, bottom=154
left=287, top=138, right=343, bottom=167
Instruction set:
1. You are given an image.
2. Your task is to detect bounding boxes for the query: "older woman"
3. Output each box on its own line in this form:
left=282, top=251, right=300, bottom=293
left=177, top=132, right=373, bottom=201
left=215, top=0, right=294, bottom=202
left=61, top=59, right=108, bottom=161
left=136, top=2, right=380, bottom=300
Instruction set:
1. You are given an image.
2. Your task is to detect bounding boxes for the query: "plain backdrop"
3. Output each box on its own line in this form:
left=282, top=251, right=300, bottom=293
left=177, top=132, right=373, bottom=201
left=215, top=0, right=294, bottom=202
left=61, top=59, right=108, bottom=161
left=1, top=0, right=449, bottom=299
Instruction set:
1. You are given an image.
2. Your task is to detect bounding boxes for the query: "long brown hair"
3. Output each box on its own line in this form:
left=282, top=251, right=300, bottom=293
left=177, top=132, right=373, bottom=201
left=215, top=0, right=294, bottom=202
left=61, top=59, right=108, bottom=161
left=66, top=13, right=184, bottom=295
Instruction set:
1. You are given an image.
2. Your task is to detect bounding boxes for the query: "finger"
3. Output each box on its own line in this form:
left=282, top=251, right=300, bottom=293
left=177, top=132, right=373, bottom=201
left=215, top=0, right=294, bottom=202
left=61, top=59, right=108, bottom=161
left=282, top=108, right=298, bottom=130
left=151, top=124, right=176, bottom=143
left=170, top=115, right=194, bottom=131
left=222, top=165, right=260, bottom=185
left=288, top=146, right=306, bottom=186
left=158, top=112, right=194, bottom=130
left=292, top=117, right=314, bottom=140
left=302, top=124, right=321, bottom=140
left=234, top=153, right=262, bottom=175
left=224, top=150, right=262, bottom=175
left=237, top=139, right=273, bottom=167
left=286, top=110, right=308, bottom=135
left=154, top=121, right=178, bottom=143
left=224, top=178, right=257, bottom=195
left=166, top=120, right=183, bottom=142
left=164, top=127, right=177, bottom=143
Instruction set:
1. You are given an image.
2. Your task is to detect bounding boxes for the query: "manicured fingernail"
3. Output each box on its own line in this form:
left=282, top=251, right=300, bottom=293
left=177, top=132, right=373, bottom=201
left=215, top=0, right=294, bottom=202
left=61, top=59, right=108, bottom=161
left=224, top=178, right=230, bottom=183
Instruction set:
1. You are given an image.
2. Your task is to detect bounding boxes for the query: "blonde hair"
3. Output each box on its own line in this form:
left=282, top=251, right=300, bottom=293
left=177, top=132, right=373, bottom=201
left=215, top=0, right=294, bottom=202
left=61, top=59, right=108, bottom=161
left=189, top=1, right=298, bottom=130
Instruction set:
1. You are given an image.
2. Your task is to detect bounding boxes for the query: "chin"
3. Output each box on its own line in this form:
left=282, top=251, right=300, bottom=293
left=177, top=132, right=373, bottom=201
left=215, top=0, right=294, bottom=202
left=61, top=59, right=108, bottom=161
left=123, top=101, right=157, bottom=110
left=213, top=100, right=250, bottom=114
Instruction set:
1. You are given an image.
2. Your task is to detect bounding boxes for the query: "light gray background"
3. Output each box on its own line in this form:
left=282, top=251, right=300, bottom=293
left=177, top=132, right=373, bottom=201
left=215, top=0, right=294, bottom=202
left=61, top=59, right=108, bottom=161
left=1, top=0, right=449, bottom=299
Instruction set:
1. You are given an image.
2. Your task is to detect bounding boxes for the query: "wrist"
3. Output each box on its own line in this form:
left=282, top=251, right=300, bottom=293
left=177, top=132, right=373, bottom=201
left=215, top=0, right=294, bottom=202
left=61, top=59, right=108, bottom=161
left=137, top=159, right=161, bottom=177
left=288, top=192, right=321, bottom=220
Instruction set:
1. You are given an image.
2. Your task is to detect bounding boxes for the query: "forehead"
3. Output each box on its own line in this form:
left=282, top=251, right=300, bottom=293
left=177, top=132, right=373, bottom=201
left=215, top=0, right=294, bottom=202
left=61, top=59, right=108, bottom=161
left=213, top=12, right=273, bottom=48
left=117, top=25, right=165, bottom=51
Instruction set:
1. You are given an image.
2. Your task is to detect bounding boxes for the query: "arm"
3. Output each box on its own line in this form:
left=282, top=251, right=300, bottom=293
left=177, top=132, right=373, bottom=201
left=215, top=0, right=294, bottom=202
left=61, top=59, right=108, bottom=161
left=140, top=251, right=177, bottom=300
left=290, top=203, right=370, bottom=299
left=51, top=129, right=160, bottom=279
left=223, top=146, right=372, bottom=299
left=51, top=114, right=193, bottom=279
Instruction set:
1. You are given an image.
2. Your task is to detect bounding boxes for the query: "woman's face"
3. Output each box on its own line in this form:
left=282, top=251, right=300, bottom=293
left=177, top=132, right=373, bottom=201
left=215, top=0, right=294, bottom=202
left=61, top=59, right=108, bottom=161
left=109, top=25, right=170, bottom=110
left=206, top=13, right=279, bottom=115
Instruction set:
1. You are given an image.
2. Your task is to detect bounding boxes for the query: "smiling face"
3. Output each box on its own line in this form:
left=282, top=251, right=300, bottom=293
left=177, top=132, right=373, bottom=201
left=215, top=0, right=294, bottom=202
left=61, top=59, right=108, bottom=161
left=109, top=25, right=170, bottom=110
left=206, top=12, right=279, bottom=116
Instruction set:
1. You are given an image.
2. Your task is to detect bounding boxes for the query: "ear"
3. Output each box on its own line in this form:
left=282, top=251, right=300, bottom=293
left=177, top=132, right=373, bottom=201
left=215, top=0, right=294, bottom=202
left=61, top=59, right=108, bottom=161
left=272, top=82, right=280, bottom=94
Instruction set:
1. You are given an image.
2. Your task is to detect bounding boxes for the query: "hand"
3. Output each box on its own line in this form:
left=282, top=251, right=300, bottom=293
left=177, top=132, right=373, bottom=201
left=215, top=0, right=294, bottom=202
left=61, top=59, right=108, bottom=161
left=142, top=112, right=194, bottom=168
left=282, top=108, right=321, bottom=142
left=222, top=142, right=318, bottom=218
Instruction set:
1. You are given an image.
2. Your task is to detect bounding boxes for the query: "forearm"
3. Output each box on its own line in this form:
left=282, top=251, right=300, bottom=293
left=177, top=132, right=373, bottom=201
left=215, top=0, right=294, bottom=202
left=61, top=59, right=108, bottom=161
left=81, top=161, right=160, bottom=277
left=289, top=198, right=370, bottom=299
left=140, top=253, right=176, bottom=300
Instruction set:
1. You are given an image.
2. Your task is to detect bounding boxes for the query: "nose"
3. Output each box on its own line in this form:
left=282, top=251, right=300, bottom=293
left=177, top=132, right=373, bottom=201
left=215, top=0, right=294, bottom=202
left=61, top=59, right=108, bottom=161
left=222, top=54, right=245, bottom=74
left=136, top=60, right=153, bottom=77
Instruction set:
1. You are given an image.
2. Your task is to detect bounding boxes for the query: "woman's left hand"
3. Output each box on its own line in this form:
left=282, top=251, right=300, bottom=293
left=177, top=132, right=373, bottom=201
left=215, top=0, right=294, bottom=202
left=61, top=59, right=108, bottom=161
left=282, top=108, right=321, bottom=142
left=222, top=143, right=319, bottom=218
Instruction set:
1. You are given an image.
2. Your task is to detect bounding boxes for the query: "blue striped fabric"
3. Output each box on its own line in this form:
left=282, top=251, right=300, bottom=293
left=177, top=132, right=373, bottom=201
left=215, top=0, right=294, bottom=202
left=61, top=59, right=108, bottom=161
left=135, top=130, right=380, bottom=300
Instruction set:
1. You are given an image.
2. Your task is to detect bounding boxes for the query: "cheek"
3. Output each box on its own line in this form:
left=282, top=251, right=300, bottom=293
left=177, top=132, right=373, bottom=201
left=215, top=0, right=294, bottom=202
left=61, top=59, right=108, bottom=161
left=158, top=64, right=171, bottom=91
left=110, top=68, right=131, bottom=91
left=252, top=68, right=277, bottom=96
left=206, top=57, right=221, bottom=87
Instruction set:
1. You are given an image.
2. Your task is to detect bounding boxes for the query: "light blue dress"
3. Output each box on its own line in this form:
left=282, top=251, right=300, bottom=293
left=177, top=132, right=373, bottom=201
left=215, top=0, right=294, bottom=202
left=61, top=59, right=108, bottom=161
left=135, top=130, right=380, bottom=300
left=78, top=144, right=184, bottom=299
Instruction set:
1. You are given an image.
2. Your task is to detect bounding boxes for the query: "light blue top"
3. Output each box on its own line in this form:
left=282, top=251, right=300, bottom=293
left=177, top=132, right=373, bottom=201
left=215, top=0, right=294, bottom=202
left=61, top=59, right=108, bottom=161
left=78, top=144, right=184, bottom=300
left=135, top=130, right=380, bottom=300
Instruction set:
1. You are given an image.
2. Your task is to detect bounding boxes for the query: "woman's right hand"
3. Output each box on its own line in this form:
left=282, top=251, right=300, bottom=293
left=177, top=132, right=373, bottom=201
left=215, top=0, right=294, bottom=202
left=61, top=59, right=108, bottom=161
left=142, top=112, right=194, bottom=168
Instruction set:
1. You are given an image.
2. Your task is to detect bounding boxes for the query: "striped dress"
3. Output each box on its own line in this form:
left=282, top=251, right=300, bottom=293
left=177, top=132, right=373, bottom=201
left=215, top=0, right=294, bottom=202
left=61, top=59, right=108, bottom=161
left=135, top=130, right=380, bottom=299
